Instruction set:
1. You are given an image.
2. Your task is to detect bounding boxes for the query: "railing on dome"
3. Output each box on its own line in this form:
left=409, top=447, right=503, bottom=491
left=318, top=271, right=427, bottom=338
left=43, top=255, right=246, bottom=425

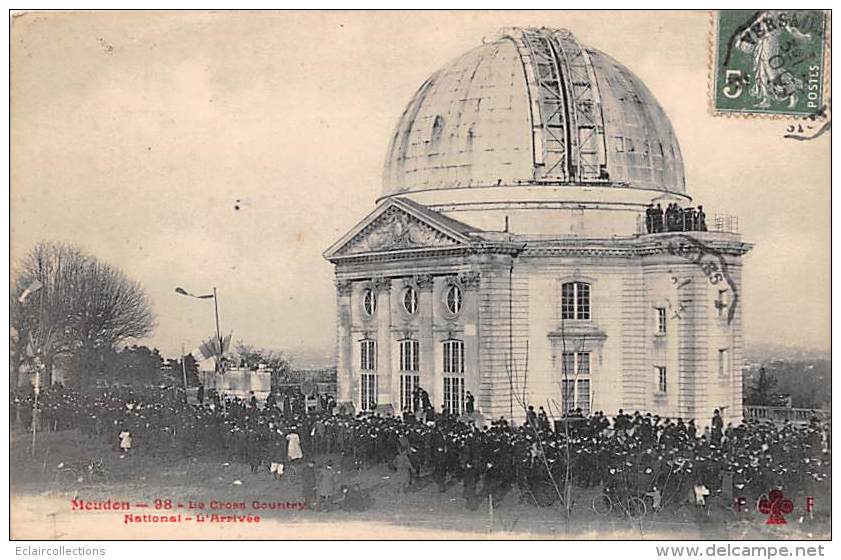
left=709, top=214, right=739, bottom=233
left=744, top=405, right=829, bottom=426
left=635, top=213, right=739, bottom=235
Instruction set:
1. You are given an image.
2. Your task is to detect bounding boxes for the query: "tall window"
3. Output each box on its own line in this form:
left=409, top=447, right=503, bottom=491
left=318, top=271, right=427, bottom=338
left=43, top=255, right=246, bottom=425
left=443, top=340, right=464, bottom=375
left=444, top=377, right=465, bottom=415
left=360, top=373, right=377, bottom=411
left=561, top=282, right=590, bottom=320
left=398, top=339, right=426, bottom=412
left=443, top=339, right=465, bottom=415
left=445, top=284, right=464, bottom=315
left=399, top=339, right=419, bottom=373
left=656, top=307, right=667, bottom=334
left=402, top=286, right=418, bottom=315
left=360, top=339, right=377, bottom=411
left=362, top=288, right=377, bottom=317
left=400, top=374, right=420, bottom=412
left=718, top=348, right=729, bottom=377
left=360, top=339, right=376, bottom=371
left=656, top=366, right=667, bottom=393
left=561, top=351, right=591, bottom=415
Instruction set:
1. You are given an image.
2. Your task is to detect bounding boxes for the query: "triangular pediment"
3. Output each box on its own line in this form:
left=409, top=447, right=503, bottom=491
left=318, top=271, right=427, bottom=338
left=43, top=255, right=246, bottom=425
left=324, top=198, right=477, bottom=260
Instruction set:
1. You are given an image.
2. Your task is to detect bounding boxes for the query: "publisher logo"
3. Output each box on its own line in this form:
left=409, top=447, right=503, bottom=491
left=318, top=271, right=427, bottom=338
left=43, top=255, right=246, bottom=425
left=758, top=489, right=794, bottom=525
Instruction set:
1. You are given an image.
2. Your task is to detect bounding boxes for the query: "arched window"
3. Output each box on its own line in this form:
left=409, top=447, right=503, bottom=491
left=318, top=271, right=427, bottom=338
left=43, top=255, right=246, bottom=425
left=402, top=286, right=418, bottom=315
left=445, top=284, right=463, bottom=315
left=362, top=288, right=377, bottom=317
left=561, top=281, right=590, bottom=320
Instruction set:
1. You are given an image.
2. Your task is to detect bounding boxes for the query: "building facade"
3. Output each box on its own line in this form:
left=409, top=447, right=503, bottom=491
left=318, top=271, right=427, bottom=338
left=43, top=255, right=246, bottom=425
left=324, top=27, right=751, bottom=425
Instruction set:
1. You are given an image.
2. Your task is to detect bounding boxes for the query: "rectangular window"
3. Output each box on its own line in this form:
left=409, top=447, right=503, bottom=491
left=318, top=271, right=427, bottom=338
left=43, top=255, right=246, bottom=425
left=561, top=282, right=591, bottom=320
left=443, top=376, right=464, bottom=415
left=360, top=373, right=377, bottom=411
left=614, top=136, right=625, bottom=153
left=717, top=289, right=729, bottom=318
left=400, top=374, right=420, bottom=412
left=718, top=348, right=729, bottom=377
left=561, top=351, right=591, bottom=414
left=562, top=351, right=590, bottom=377
left=577, top=379, right=590, bottom=416
left=360, top=339, right=377, bottom=371
left=656, top=366, right=667, bottom=393
left=577, top=283, right=590, bottom=319
left=562, top=379, right=575, bottom=414
left=443, top=340, right=464, bottom=374
left=399, top=339, right=419, bottom=372
left=561, top=283, right=575, bottom=319
left=656, top=307, right=667, bottom=334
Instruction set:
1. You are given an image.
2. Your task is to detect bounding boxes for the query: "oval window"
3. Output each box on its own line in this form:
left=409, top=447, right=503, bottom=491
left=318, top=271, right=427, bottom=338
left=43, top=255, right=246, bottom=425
left=445, top=284, right=463, bottom=315
left=362, top=288, right=377, bottom=317
left=402, top=286, right=418, bottom=315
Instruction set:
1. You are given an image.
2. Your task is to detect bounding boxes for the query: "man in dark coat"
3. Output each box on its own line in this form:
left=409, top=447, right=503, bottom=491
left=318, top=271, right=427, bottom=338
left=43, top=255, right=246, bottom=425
left=711, top=409, right=724, bottom=445
left=431, top=429, right=448, bottom=492
left=526, top=406, right=538, bottom=430
left=465, top=391, right=475, bottom=414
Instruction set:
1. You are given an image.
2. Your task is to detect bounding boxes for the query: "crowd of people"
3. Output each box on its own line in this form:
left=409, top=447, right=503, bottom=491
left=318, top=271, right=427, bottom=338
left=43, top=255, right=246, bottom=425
left=645, top=203, right=707, bottom=234
left=11, top=384, right=831, bottom=517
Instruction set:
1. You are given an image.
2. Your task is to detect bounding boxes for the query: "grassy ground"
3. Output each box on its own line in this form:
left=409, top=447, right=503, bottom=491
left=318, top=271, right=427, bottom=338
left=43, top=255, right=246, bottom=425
left=10, top=428, right=830, bottom=540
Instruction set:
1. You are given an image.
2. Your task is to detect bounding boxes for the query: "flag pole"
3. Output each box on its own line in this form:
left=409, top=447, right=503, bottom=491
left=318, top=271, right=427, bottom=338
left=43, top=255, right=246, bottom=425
left=181, top=343, right=188, bottom=401
left=212, top=287, right=222, bottom=372
left=31, top=367, right=39, bottom=455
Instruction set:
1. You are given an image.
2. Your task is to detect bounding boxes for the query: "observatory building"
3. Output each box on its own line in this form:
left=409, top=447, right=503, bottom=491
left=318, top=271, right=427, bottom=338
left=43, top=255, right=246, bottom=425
left=324, top=27, right=751, bottom=425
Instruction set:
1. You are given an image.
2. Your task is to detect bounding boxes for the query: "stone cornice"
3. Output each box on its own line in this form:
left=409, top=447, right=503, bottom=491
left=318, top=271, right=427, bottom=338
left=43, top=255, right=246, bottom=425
left=328, top=242, right=524, bottom=265
left=521, top=235, right=752, bottom=258
left=330, top=233, right=751, bottom=269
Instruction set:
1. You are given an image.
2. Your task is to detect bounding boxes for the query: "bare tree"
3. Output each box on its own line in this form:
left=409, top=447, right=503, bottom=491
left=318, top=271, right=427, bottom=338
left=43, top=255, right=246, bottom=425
left=11, top=241, right=155, bottom=388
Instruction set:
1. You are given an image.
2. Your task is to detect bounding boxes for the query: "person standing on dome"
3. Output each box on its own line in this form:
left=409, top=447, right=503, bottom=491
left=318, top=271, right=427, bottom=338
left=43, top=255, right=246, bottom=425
left=695, top=206, right=707, bottom=231
left=654, top=204, right=664, bottom=233
left=680, top=206, right=690, bottom=231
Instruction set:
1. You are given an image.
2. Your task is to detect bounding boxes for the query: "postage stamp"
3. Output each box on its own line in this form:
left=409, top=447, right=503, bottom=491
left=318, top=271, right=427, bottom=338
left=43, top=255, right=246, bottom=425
left=712, top=10, right=827, bottom=117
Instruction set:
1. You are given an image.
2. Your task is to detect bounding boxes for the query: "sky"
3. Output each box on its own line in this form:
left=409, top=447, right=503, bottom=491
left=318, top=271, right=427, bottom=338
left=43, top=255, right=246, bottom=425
left=10, top=10, right=830, bottom=361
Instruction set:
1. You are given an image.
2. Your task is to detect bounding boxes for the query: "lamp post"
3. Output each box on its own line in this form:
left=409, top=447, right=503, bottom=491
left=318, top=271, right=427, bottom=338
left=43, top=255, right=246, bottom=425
left=175, top=286, right=223, bottom=372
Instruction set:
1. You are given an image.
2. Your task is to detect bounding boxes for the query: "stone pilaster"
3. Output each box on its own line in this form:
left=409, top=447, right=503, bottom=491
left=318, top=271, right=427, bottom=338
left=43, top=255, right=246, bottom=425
left=460, top=271, right=481, bottom=415
left=335, top=279, right=354, bottom=409
left=373, top=277, right=394, bottom=414
left=415, top=274, right=435, bottom=408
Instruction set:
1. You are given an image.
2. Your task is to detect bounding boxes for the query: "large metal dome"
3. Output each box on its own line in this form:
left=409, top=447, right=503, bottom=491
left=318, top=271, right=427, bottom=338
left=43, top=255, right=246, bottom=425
left=382, top=27, right=685, bottom=199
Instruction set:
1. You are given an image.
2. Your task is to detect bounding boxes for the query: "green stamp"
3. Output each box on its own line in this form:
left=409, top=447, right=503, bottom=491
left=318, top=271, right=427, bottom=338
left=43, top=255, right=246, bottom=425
left=713, top=10, right=827, bottom=116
